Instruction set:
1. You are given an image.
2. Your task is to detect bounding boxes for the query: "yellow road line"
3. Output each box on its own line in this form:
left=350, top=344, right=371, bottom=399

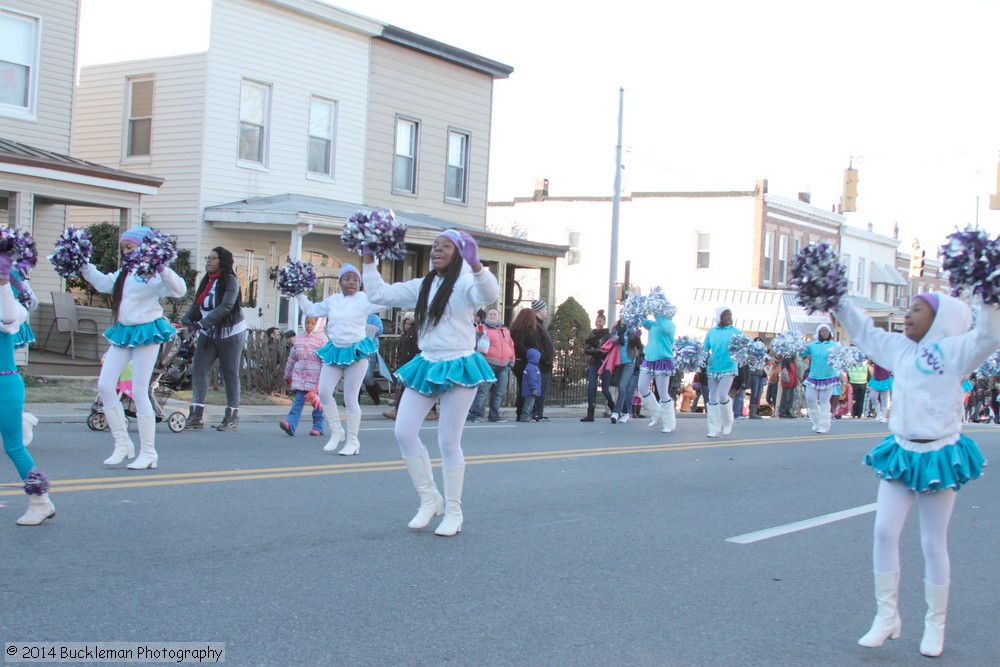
left=0, top=432, right=860, bottom=496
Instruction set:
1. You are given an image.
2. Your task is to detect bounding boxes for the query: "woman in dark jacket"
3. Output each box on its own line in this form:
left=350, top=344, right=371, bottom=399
left=383, top=316, right=418, bottom=420
left=182, top=246, right=246, bottom=431
left=581, top=309, right=613, bottom=421
left=509, top=307, right=540, bottom=421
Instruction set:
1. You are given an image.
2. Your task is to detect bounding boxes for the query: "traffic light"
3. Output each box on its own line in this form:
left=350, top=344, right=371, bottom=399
left=909, top=248, right=925, bottom=278
left=841, top=168, right=859, bottom=213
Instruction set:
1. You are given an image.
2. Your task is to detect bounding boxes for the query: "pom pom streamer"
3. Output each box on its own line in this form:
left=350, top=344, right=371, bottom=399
left=728, top=333, right=753, bottom=366
left=644, top=286, right=677, bottom=318
left=747, top=340, right=769, bottom=372
left=827, top=344, right=866, bottom=373
left=341, top=209, right=407, bottom=260
left=48, top=227, right=94, bottom=279
left=23, top=469, right=50, bottom=496
left=790, top=242, right=848, bottom=314
left=0, top=227, right=38, bottom=273
left=277, top=260, right=318, bottom=298
left=673, top=335, right=707, bottom=374
left=121, top=230, right=177, bottom=282
left=770, top=332, right=808, bottom=358
left=619, top=292, right=647, bottom=333
left=939, top=226, right=1000, bottom=306
left=977, top=350, right=1000, bottom=378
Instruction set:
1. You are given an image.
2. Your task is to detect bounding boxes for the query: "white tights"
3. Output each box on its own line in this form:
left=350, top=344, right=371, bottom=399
left=708, top=376, right=734, bottom=406
left=871, top=389, right=889, bottom=415
left=805, top=384, right=834, bottom=409
left=872, top=479, right=957, bottom=585
left=317, top=360, right=368, bottom=417
left=394, top=386, right=477, bottom=468
left=639, top=371, right=674, bottom=409
left=98, top=344, right=160, bottom=417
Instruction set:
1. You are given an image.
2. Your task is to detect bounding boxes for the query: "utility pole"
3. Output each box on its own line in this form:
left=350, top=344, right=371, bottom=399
left=608, top=87, right=624, bottom=323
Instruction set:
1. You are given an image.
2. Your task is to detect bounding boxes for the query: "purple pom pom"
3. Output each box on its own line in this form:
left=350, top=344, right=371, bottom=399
left=121, top=230, right=177, bottom=282
left=939, top=226, right=1000, bottom=306
left=977, top=350, right=1000, bottom=377
left=48, top=227, right=94, bottom=279
left=277, top=260, right=318, bottom=297
left=827, top=344, right=866, bottom=373
left=770, top=332, right=807, bottom=358
left=728, top=333, right=753, bottom=366
left=673, top=335, right=707, bottom=374
left=790, top=242, right=848, bottom=314
left=619, top=292, right=647, bottom=333
left=644, top=286, right=677, bottom=318
left=0, top=227, right=38, bottom=273
left=341, top=209, right=407, bottom=260
left=747, top=340, right=769, bottom=372
left=23, top=469, right=50, bottom=495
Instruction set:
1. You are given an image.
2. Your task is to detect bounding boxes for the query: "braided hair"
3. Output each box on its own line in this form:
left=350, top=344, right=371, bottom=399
left=413, top=251, right=463, bottom=334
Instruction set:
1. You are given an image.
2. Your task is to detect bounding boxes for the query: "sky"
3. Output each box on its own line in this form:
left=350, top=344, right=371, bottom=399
left=77, top=0, right=1000, bottom=252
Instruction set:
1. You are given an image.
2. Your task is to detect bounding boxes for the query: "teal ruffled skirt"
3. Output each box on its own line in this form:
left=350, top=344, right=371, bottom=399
left=13, top=322, right=35, bottom=349
left=868, top=377, right=893, bottom=392
left=396, top=352, right=496, bottom=396
left=104, top=318, right=176, bottom=348
left=316, top=337, right=377, bottom=368
left=864, top=434, right=986, bottom=493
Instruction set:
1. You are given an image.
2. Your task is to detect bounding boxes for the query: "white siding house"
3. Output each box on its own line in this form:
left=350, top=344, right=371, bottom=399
left=1, top=0, right=163, bottom=364
left=73, top=0, right=544, bottom=331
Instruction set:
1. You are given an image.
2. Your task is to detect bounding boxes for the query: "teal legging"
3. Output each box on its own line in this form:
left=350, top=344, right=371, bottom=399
left=1, top=370, right=34, bottom=480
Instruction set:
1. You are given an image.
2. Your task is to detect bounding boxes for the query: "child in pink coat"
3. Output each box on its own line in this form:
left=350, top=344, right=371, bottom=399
left=280, top=316, right=327, bottom=436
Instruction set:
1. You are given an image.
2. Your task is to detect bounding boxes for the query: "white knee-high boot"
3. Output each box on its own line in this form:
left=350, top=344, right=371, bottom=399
left=103, top=403, right=135, bottom=466
left=817, top=409, right=832, bottom=433
left=642, top=393, right=662, bottom=427
left=403, top=451, right=444, bottom=529
left=660, top=400, right=676, bottom=433
left=808, top=401, right=822, bottom=431
left=22, top=412, right=38, bottom=447
left=706, top=403, right=721, bottom=438
left=858, top=570, right=902, bottom=647
left=322, top=401, right=344, bottom=452
left=720, top=400, right=735, bottom=435
left=434, top=465, right=465, bottom=537
left=919, top=581, right=949, bottom=657
left=339, top=412, right=362, bottom=456
left=127, top=415, right=158, bottom=470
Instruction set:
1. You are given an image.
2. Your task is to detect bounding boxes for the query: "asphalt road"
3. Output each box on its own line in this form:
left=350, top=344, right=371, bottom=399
left=2, top=416, right=998, bottom=666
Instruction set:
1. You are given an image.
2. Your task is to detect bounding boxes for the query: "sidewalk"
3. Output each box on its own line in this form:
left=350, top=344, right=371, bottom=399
left=23, top=400, right=709, bottom=424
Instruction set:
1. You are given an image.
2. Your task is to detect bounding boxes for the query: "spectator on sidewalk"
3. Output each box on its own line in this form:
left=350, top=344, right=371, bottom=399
left=520, top=348, right=542, bottom=422
left=469, top=308, right=515, bottom=422
left=531, top=300, right=555, bottom=422
left=280, top=315, right=327, bottom=437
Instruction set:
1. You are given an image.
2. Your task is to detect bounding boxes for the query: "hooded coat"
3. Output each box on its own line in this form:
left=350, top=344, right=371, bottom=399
left=834, top=295, right=1000, bottom=445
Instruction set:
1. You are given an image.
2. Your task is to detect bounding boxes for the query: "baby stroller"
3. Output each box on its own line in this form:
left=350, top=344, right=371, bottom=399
left=86, top=327, right=192, bottom=433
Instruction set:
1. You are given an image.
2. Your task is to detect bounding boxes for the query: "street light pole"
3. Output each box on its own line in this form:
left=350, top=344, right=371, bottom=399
left=608, top=87, right=624, bottom=323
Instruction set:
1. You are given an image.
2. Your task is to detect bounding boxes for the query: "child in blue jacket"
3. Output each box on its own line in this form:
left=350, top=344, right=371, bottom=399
left=520, top=348, right=542, bottom=423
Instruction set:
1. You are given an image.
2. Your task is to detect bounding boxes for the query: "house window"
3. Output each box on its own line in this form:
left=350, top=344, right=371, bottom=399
left=393, top=117, right=418, bottom=194
left=446, top=129, right=469, bottom=203
left=856, top=258, right=865, bottom=292
left=125, top=77, right=153, bottom=158
left=307, top=98, right=336, bottom=177
left=777, top=234, right=788, bottom=284
left=238, top=80, right=270, bottom=165
left=762, top=231, right=773, bottom=283
left=792, top=236, right=801, bottom=258
left=696, top=232, right=710, bottom=269
left=0, top=8, right=40, bottom=119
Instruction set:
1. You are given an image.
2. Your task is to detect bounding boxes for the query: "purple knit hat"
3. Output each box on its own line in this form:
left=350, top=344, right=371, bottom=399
left=915, top=293, right=940, bottom=313
left=338, top=263, right=361, bottom=281
left=120, top=226, right=153, bottom=246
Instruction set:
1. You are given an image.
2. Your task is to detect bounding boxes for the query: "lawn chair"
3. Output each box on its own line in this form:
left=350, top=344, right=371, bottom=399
left=42, top=291, right=101, bottom=360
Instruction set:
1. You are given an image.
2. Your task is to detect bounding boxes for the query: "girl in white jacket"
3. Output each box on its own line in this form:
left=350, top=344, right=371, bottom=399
left=362, top=230, right=499, bottom=536
left=81, top=226, right=187, bottom=469
left=835, top=293, right=1000, bottom=657
left=295, top=264, right=383, bottom=456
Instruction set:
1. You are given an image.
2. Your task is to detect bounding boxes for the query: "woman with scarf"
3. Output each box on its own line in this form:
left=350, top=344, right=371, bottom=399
left=182, top=247, right=246, bottom=432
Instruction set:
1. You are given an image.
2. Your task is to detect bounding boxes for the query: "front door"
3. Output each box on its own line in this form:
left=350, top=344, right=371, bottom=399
left=236, top=254, right=268, bottom=329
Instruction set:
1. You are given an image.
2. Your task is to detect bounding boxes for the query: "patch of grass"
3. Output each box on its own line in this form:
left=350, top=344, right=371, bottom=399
left=23, top=376, right=98, bottom=404
left=171, top=389, right=292, bottom=406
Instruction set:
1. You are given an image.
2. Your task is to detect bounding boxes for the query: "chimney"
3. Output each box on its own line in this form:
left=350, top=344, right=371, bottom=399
left=893, top=222, right=899, bottom=239
left=798, top=192, right=811, bottom=204
left=867, top=222, right=874, bottom=232
left=533, top=178, right=549, bottom=200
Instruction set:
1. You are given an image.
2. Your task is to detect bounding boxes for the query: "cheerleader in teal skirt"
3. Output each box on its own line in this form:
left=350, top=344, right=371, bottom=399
left=80, top=227, right=186, bottom=469
left=362, top=230, right=499, bottom=536
left=835, top=293, right=1000, bottom=657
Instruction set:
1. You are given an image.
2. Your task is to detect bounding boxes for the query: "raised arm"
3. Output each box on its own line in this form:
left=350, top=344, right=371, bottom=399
left=832, top=299, right=909, bottom=369
left=80, top=263, right=118, bottom=294
left=361, top=259, right=422, bottom=307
